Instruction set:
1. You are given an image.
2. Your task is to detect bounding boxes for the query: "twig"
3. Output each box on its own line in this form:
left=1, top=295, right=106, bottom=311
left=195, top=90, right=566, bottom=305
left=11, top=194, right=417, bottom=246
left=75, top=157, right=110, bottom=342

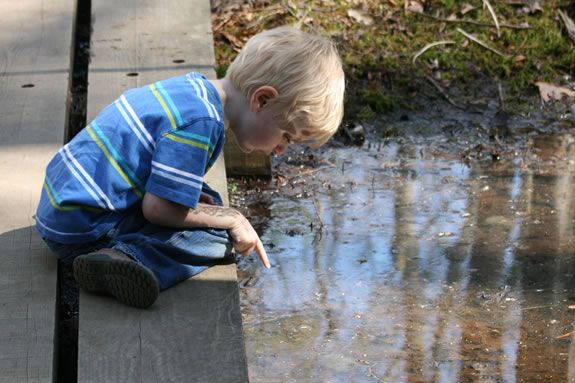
left=522, top=305, right=551, bottom=311
left=559, top=9, right=575, bottom=43
left=412, top=40, right=455, bottom=64
left=555, top=331, right=573, bottom=340
left=415, top=11, right=531, bottom=30
left=366, top=363, right=384, bottom=382
left=425, top=75, right=465, bottom=109
left=482, top=0, right=501, bottom=37
left=311, top=192, right=324, bottom=243
left=497, top=79, right=505, bottom=110
left=293, top=8, right=311, bottom=30
left=456, top=27, right=506, bottom=57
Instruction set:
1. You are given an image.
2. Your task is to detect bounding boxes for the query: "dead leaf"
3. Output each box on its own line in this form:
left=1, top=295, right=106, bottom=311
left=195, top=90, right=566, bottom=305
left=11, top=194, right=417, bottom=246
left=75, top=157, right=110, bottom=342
left=535, top=81, right=575, bottom=102
left=460, top=3, right=476, bottom=15
left=220, top=31, right=244, bottom=51
left=525, top=0, right=542, bottom=14
left=347, top=9, right=373, bottom=25
left=506, top=0, right=542, bottom=14
left=513, top=54, right=526, bottom=62
left=405, top=0, right=424, bottom=13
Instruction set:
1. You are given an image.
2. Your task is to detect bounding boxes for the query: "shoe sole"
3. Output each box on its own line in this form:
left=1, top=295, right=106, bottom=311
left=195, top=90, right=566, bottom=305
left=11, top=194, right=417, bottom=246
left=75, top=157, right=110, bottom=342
left=73, top=253, right=159, bottom=309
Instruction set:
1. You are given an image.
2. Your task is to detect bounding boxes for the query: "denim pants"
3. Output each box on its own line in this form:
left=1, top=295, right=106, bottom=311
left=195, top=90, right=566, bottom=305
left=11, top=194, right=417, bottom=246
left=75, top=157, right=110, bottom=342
left=42, top=183, right=234, bottom=290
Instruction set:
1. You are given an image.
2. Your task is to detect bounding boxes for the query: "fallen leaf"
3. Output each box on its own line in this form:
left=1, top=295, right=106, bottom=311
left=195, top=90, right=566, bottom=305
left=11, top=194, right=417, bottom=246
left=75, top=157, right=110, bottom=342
left=507, top=0, right=542, bottom=14
left=525, top=0, right=542, bottom=14
left=220, top=30, right=244, bottom=50
left=535, top=81, right=575, bottom=102
left=405, top=0, right=424, bottom=13
left=347, top=9, right=373, bottom=25
left=460, top=3, right=476, bottom=15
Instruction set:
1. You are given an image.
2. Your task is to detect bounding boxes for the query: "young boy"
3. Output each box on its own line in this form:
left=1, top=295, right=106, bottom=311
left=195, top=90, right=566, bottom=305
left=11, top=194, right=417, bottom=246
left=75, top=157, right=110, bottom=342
left=35, top=26, right=345, bottom=308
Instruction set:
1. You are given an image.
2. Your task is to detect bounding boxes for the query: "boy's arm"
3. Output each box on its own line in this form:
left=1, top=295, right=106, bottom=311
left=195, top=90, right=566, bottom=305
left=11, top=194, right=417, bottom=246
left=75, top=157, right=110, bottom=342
left=142, top=191, right=239, bottom=230
left=142, top=192, right=270, bottom=268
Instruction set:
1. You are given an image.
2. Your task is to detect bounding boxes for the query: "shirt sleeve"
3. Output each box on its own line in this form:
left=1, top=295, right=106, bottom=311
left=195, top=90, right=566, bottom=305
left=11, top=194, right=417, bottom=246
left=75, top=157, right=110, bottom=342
left=145, top=118, right=221, bottom=208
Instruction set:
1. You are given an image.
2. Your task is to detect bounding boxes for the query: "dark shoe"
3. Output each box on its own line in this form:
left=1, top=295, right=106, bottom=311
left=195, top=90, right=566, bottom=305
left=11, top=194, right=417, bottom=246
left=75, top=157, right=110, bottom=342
left=73, top=248, right=159, bottom=308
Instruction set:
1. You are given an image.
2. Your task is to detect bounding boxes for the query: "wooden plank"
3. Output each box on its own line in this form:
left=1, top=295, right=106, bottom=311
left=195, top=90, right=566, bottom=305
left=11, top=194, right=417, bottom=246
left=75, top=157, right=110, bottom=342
left=0, top=0, right=75, bottom=381
left=224, top=132, right=272, bottom=177
left=77, top=0, right=248, bottom=381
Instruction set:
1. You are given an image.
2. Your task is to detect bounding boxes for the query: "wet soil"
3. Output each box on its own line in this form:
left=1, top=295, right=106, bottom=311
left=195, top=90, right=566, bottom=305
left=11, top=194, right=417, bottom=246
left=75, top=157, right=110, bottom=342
left=231, top=115, right=575, bottom=382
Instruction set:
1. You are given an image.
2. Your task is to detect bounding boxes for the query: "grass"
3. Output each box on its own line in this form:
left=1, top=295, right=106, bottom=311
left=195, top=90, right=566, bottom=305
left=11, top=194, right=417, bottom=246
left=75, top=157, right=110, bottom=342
left=212, top=0, right=574, bottom=122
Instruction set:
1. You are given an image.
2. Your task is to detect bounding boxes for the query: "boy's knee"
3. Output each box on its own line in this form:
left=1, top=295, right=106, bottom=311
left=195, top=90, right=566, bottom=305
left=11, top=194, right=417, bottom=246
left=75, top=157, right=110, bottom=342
left=167, top=228, right=232, bottom=258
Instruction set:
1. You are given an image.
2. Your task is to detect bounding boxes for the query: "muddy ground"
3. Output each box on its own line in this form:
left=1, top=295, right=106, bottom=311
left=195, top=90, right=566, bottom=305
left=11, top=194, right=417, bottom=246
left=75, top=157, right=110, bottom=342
left=230, top=103, right=575, bottom=382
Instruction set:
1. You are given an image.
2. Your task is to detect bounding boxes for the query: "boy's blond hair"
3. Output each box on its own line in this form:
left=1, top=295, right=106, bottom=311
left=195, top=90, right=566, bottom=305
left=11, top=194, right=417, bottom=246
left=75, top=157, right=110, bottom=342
left=225, top=26, right=345, bottom=148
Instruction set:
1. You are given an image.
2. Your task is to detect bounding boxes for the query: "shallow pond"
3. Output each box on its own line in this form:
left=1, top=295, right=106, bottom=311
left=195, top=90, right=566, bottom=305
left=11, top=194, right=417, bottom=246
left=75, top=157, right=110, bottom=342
left=236, top=132, right=575, bottom=382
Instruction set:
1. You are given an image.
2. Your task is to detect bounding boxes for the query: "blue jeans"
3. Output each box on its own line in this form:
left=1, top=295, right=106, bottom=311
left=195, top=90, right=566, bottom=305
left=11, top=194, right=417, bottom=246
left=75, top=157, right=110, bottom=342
left=42, top=183, right=234, bottom=290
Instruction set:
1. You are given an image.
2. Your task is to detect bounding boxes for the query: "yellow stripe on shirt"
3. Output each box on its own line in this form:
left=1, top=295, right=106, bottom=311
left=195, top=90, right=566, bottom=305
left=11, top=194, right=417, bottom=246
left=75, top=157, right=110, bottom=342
left=86, top=125, right=144, bottom=199
left=150, top=84, right=177, bottom=129
left=43, top=182, right=104, bottom=213
left=164, top=132, right=213, bottom=158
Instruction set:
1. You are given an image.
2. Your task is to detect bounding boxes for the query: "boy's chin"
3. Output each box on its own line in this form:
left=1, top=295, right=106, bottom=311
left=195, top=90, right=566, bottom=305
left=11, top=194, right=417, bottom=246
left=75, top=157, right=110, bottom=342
left=237, top=141, right=253, bottom=154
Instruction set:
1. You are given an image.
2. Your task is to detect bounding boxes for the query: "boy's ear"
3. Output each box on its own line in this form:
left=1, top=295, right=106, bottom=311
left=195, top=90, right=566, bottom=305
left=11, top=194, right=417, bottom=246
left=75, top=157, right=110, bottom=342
left=250, top=86, right=278, bottom=112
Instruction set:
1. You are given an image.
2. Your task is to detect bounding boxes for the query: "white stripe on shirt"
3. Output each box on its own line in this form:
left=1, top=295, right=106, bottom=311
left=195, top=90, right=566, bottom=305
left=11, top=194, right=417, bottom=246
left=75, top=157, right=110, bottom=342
left=61, top=145, right=116, bottom=210
left=151, top=160, right=204, bottom=183
left=197, top=79, right=221, bottom=122
left=120, top=95, right=156, bottom=149
left=150, top=168, right=203, bottom=189
left=186, top=74, right=216, bottom=119
left=35, top=215, right=99, bottom=236
left=59, top=148, right=109, bottom=210
left=115, top=100, right=154, bottom=155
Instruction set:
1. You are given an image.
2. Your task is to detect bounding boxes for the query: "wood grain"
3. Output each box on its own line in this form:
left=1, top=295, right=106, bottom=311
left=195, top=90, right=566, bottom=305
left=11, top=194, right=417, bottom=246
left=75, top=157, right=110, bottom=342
left=224, top=131, right=272, bottom=177
left=77, top=0, right=248, bottom=381
left=0, top=0, right=74, bottom=381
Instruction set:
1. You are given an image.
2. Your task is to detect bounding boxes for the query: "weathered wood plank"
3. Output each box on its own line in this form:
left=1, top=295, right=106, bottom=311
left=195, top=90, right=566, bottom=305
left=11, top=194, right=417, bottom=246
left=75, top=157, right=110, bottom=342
left=77, top=0, right=248, bottom=381
left=224, top=132, right=272, bottom=177
left=0, top=0, right=75, bottom=381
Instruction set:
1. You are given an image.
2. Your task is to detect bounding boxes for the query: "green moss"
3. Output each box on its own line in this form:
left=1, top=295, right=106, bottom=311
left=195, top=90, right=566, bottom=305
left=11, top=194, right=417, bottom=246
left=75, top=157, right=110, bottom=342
left=362, top=89, right=401, bottom=113
left=215, top=65, right=228, bottom=79
left=213, top=0, right=575, bottom=122
left=227, top=179, right=238, bottom=194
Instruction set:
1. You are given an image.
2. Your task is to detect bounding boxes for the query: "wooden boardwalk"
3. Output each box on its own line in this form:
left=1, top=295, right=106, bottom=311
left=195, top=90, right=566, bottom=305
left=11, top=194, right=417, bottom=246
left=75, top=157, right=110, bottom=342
left=0, top=0, right=75, bottom=381
left=76, top=0, right=248, bottom=382
left=0, top=0, right=249, bottom=381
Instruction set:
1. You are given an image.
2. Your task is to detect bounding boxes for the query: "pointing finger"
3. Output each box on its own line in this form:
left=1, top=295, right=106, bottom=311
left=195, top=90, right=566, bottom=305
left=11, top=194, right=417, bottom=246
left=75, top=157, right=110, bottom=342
left=255, top=238, right=270, bottom=269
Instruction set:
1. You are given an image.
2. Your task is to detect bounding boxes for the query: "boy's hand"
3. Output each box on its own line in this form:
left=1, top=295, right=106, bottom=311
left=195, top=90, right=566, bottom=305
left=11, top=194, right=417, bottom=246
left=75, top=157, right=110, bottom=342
left=142, top=191, right=270, bottom=268
left=229, top=213, right=271, bottom=269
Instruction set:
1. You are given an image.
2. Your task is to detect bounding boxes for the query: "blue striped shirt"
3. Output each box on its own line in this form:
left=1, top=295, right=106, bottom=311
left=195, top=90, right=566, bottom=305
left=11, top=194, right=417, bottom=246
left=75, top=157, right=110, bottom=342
left=35, top=72, right=225, bottom=244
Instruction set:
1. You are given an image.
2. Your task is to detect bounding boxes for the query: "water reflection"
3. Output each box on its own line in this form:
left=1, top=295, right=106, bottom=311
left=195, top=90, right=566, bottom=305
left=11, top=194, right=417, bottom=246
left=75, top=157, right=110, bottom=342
left=240, top=133, right=575, bottom=382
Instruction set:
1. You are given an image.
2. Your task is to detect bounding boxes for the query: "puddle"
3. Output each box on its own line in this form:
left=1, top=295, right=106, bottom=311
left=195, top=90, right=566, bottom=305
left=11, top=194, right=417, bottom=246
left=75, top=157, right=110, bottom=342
left=236, top=132, right=575, bottom=382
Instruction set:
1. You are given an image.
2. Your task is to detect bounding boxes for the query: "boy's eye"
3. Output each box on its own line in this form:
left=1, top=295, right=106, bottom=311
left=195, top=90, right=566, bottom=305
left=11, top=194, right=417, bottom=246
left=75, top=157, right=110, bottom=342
left=283, top=133, right=293, bottom=144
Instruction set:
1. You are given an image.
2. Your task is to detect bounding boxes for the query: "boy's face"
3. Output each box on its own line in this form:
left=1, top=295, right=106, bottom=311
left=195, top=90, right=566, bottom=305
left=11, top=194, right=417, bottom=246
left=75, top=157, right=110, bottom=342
left=232, top=86, right=301, bottom=156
